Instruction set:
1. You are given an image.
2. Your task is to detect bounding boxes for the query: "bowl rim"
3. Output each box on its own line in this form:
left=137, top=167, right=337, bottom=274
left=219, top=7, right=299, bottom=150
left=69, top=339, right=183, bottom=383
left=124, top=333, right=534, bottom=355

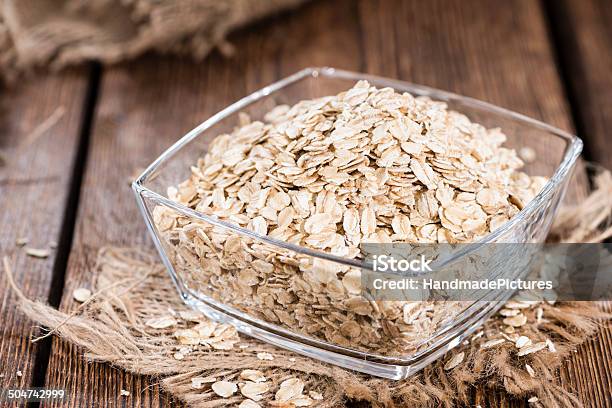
left=132, top=67, right=583, bottom=270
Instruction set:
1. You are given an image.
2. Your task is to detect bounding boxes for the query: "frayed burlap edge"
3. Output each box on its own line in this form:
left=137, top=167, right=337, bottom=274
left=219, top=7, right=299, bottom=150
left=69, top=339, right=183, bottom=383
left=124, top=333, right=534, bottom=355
left=5, top=250, right=610, bottom=408
left=4, top=169, right=612, bottom=407
left=0, top=0, right=307, bottom=83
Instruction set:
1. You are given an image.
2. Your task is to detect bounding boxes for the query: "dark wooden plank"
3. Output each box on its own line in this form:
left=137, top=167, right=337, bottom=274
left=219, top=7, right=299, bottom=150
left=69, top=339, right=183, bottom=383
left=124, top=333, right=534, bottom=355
left=546, top=1, right=612, bottom=406
left=358, top=0, right=573, bottom=130
left=42, top=66, right=183, bottom=407
left=0, top=69, right=90, bottom=393
left=44, top=0, right=597, bottom=406
left=547, top=0, right=612, bottom=168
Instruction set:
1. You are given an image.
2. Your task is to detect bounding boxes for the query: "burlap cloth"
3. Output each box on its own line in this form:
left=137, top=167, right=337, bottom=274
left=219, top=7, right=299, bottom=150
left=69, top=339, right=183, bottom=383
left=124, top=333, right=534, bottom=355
left=5, top=169, right=612, bottom=407
left=0, top=0, right=305, bottom=82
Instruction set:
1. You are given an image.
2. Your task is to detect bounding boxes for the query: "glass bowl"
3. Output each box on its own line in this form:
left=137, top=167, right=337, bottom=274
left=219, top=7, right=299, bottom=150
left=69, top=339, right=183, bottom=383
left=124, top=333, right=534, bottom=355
left=132, top=67, right=582, bottom=379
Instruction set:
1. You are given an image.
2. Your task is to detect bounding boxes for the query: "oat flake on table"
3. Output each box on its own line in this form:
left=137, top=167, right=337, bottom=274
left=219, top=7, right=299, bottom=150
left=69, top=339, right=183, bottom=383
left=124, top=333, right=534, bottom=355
left=72, top=288, right=92, bottom=303
left=154, top=81, right=547, bottom=355
left=212, top=380, right=237, bottom=398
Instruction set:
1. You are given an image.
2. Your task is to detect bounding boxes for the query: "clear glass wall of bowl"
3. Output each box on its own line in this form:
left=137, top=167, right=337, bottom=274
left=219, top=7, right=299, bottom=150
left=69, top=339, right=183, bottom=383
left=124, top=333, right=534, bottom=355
left=133, top=68, right=582, bottom=378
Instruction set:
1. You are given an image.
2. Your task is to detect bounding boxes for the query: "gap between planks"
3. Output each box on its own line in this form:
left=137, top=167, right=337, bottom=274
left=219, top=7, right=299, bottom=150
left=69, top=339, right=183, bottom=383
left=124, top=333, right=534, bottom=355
left=29, top=63, right=103, bottom=392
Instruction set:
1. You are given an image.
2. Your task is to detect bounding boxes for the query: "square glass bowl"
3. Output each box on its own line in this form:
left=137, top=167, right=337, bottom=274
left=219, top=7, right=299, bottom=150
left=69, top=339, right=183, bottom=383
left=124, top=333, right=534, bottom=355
left=132, top=67, right=582, bottom=379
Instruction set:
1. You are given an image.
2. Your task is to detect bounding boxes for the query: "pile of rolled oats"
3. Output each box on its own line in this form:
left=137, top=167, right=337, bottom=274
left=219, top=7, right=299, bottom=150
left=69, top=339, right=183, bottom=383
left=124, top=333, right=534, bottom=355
left=153, top=81, right=547, bottom=355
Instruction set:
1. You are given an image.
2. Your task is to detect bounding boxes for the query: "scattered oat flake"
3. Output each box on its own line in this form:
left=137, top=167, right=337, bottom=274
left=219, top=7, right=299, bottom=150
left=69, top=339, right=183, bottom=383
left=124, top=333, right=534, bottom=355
left=444, top=351, right=465, bottom=370
left=528, top=396, right=539, bottom=403
left=16, top=370, right=22, bottom=377
left=174, top=329, right=200, bottom=345
left=194, top=321, right=217, bottom=338
left=240, top=369, right=267, bottom=383
left=291, top=397, right=314, bottom=407
left=481, top=339, right=505, bottom=349
left=501, top=332, right=518, bottom=342
left=191, top=376, right=217, bottom=389
left=275, top=378, right=304, bottom=402
left=503, top=313, right=527, bottom=327
left=546, top=339, right=557, bottom=353
left=72, top=288, right=92, bottom=303
left=25, top=248, right=50, bottom=258
left=210, top=339, right=238, bottom=350
left=536, top=307, right=544, bottom=324
left=240, top=381, right=269, bottom=401
left=191, top=377, right=207, bottom=389
left=309, top=391, right=323, bottom=400
left=177, top=346, right=192, bottom=355
left=515, top=336, right=532, bottom=349
left=145, top=316, right=177, bottom=329
left=517, top=342, right=547, bottom=356
left=120, top=390, right=130, bottom=397
left=173, top=352, right=185, bottom=360
left=15, top=237, right=28, bottom=246
left=499, top=308, right=520, bottom=317
left=257, top=352, right=274, bottom=360
left=505, top=301, right=532, bottom=309
left=212, top=381, right=237, bottom=398
left=178, top=310, right=204, bottom=321
left=289, top=357, right=296, bottom=362
left=239, top=400, right=262, bottom=408
left=525, top=364, right=536, bottom=377
left=471, top=331, right=484, bottom=340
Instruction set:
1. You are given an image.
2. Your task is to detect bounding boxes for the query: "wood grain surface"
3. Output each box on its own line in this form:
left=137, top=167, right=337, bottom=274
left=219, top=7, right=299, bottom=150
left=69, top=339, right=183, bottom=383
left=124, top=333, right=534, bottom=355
left=547, top=0, right=612, bottom=406
left=548, top=0, right=612, bottom=168
left=0, top=69, right=90, bottom=397
left=0, top=0, right=608, bottom=407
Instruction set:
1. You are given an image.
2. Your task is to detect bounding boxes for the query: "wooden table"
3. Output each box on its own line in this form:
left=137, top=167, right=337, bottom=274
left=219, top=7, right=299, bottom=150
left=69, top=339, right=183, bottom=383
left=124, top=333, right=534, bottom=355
left=1, top=0, right=610, bottom=406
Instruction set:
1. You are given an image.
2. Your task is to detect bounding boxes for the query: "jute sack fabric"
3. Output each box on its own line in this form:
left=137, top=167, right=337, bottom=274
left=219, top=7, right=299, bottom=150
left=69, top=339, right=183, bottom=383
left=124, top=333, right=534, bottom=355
left=0, top=0, right=306, bottom=81
left=5, top=169, right=612, bottom=407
